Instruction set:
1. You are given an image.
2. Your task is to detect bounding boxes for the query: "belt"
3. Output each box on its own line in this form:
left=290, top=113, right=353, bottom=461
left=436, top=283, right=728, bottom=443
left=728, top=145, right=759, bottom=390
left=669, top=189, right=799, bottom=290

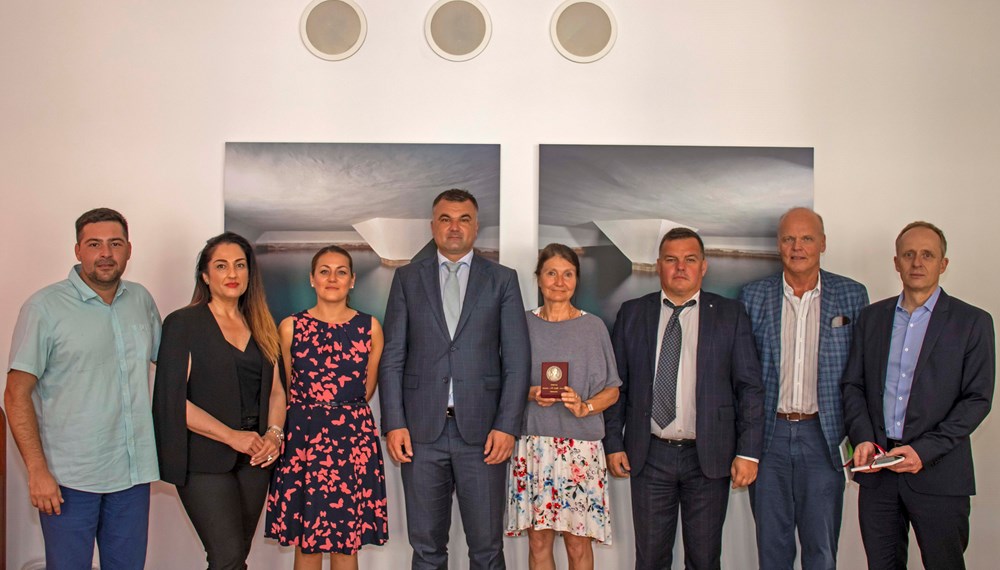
left=296, top=398, right=366, bottom=410
left=886, top=438, right=904, bottom=449
left=446, top=407, right=456, bottom=418
left=776, top=412, right=818, bottom=422
left=651, top=435, right=695, bottom=447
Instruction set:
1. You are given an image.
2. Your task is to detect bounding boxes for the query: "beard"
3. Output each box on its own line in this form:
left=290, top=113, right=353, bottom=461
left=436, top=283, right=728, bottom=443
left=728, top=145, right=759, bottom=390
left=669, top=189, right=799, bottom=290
left=82, top=262, right=125, bottom=288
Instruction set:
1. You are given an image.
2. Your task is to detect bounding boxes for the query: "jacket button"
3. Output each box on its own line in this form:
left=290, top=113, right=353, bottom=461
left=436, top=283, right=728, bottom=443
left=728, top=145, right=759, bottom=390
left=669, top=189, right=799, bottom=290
left=450, top=346, right=457, bottom=352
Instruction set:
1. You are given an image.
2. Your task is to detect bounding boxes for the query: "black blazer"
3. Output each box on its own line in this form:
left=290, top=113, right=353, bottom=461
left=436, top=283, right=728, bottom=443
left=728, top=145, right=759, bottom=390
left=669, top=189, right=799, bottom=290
left=842, top=289, right=995, bottom=495
left=603, top=290, right=764, bottom=479
left=152, top=304, right=275, bottom=486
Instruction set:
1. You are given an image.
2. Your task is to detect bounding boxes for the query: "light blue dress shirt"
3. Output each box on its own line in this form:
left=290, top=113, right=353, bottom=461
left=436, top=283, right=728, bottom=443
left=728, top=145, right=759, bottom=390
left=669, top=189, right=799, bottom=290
left=8, top=265, right=162, bottom=493
left=437, top=249, right=472, bottom=407
left=883, top=287, right=941, bottom=440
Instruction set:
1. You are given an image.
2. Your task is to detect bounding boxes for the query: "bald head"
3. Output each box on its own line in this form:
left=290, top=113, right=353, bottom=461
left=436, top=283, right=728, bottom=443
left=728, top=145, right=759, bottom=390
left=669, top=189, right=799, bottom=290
left=778, top=208, right=825, bottom=237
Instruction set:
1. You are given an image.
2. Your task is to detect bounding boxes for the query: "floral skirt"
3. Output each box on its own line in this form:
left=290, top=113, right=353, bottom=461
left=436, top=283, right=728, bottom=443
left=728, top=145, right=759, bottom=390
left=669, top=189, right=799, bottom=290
left=505, top=435, right=612, bottom=545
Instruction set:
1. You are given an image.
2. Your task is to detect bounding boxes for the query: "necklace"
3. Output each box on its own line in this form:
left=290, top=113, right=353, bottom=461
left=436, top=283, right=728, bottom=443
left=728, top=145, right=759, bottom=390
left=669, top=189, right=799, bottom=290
left=538, top=307, right=580, bottom=322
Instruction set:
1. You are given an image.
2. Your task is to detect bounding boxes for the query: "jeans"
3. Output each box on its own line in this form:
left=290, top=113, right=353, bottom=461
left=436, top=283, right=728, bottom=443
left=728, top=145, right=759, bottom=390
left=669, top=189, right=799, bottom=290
left=39, top=483, right=150, bottom=570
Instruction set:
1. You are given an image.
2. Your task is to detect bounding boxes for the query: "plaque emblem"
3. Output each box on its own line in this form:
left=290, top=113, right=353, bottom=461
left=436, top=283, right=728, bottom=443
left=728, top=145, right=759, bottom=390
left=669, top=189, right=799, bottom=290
left=545, top=365, right=563, bottom=382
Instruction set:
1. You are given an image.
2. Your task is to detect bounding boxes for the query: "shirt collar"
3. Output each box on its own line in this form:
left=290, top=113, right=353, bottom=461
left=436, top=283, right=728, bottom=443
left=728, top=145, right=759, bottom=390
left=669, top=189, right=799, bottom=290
left=437, top=249, right=474, bottom=267
left=660, top=289, right=701, bottom=307
left=781, top=271, right=822, bottom=297
left=68, top=264, right=126, bottom=302
left=895, top=286, right=942, bottom=314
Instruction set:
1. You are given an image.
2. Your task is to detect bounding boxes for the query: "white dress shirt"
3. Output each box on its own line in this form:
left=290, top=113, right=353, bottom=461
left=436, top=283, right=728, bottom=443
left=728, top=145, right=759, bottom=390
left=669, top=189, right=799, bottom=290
left=651, top=290, right=700, bottom=439
left=778, top=273, right=821, bottom=414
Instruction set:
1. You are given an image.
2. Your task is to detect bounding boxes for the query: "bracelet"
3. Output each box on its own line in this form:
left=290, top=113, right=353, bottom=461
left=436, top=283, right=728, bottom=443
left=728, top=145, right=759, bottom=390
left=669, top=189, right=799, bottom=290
left=266, top=425, right=284, bottom=441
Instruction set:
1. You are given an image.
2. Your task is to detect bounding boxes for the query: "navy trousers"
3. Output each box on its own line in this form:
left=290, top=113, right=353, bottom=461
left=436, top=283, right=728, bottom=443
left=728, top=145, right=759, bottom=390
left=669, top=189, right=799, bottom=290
left=39, top=483, right=150, bottom=570
left=858, top=469, right=970, bottom=570
left=630, top=439, right=731, bottom=570
left=750, top=417, right=844, bottom=570
left=401, top=417, right=508, bottom=570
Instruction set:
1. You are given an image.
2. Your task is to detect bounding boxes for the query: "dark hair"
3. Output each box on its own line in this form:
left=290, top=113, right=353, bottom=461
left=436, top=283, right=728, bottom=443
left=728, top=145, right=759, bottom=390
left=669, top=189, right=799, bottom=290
left=659, top=227, right=705, bottom=256
left=75, top=208, right=129, bottom=242
left=432, top=188, right=478, bottom=210
left=311, top=245, right=354, bottom=275
left=535, top=243, right=581, bottom=279
left=896, top=221, right=947, bottom=257
left=190, top=232, right=279, bottom=364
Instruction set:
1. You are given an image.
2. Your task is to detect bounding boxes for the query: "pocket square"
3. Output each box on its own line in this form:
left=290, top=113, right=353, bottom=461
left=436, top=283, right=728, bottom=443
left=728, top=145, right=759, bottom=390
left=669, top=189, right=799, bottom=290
left=831, top=315, right=851, bottom=328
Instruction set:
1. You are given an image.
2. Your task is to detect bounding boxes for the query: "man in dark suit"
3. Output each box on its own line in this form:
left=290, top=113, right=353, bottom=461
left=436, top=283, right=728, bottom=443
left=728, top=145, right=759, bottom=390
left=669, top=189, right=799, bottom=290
left=379, top=189, right=530, bottom=570
left=843, top=221, right=995, bottom=570
left=603, top=227, right=764, bottom=570
left=739, top=208, right=868, bottom=570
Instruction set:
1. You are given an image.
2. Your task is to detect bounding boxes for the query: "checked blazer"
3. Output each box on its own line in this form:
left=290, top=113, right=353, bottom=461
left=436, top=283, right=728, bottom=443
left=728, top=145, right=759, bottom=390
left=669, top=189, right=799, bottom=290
left=739, top=269, right=868, bottom=470
left=378, top=253, right=531, bottom=445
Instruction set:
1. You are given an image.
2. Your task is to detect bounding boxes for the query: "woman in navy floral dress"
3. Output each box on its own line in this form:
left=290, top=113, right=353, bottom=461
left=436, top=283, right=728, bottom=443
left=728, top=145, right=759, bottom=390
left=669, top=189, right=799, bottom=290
left=265, top=245, right=388, bottom=569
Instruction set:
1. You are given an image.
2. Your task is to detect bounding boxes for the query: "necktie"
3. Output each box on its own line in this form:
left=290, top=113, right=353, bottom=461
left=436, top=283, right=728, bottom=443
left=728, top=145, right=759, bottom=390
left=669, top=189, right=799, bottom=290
left=652, top=298, right=696, bottom=429
left=443, top=261, right=462, bottom=338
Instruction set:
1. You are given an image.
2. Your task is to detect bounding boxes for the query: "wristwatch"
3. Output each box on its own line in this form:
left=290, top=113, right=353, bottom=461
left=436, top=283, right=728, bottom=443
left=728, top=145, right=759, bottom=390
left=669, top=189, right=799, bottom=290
left=585, top=401, right=594, bottom=413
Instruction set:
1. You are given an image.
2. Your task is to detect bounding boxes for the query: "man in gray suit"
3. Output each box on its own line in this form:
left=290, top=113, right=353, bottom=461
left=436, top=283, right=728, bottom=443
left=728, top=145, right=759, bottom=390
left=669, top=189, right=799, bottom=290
left=379, top=189, right=531, bottom=570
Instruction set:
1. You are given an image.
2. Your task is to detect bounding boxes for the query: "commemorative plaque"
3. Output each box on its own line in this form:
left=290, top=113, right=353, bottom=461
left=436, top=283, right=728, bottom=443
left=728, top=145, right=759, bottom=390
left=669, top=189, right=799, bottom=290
left=540, top=361, right=569, bottom=398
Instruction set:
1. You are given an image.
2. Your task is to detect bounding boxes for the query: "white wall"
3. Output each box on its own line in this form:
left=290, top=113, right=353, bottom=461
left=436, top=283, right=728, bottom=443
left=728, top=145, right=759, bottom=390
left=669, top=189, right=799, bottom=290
left=2, top=1, right=998, bottom=568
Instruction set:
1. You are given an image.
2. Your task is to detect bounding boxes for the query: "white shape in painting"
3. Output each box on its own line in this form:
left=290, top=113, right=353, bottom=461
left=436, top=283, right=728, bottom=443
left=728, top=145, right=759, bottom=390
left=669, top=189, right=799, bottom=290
left=354, top=218, right=431, bottom=262
left=594, top=219, right=697, bottom=268
left=538, top=224, right=612, bottom=250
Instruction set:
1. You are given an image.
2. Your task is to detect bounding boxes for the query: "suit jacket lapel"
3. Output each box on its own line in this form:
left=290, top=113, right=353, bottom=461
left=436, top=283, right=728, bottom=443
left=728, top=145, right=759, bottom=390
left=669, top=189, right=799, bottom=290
left=645, top=293, right=661, bottom=377
left=913, top=289, right=949, bottom=383
left=453, top=256, right=488, bottom=339
left=766, top=276, right=783, bottom=374
left=419, top=257, right=450, bottom=338
left=817, top=271, right=836, bottom=367
left=696, top=291, right=715, bottom=402
left=875, top=300, right=895, bottom=398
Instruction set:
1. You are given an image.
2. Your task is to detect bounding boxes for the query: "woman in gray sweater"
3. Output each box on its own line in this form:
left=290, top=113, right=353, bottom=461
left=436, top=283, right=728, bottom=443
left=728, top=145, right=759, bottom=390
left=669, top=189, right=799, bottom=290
left=506, top=243, right=621, bottom=570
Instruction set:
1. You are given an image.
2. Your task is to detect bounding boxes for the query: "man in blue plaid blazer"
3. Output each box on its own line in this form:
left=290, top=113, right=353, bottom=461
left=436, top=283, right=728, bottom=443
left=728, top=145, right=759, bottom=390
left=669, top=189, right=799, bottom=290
left=738, top=208, right=868, bottom=570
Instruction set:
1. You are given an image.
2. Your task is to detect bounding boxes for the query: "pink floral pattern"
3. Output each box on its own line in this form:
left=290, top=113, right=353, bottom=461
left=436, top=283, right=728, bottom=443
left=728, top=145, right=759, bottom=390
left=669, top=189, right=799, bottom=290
left=506, top=435, right=612, bottom=545
left=264, top=311, right=388, bottom=554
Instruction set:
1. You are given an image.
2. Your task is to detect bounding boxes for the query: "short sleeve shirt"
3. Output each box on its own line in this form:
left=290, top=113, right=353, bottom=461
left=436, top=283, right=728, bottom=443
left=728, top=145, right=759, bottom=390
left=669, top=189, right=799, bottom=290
left=523, top=311, right=622, bottom=441
left=8, top=265, right=162, bottom=492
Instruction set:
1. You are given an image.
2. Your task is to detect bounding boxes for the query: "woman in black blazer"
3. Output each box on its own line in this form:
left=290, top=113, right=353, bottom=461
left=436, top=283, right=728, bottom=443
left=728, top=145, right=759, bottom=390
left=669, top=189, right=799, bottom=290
left=153, top=232, right=285, bottom=569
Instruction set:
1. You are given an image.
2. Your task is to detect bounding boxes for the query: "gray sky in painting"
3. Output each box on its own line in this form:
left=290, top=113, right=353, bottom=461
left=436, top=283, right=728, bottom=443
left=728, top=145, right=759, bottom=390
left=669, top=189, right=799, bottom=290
left=225, top=143, right=500, bottom=233
left=539, top=145, right=813, bottom=237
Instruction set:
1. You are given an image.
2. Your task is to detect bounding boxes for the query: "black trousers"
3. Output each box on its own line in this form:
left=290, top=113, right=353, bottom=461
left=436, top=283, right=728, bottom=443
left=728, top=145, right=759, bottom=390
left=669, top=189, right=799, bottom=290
left=177, top=457, right=272, bottom=570
left=630, top=439, right=731, bottom=570
left=858, top=470, right=971, bottom=570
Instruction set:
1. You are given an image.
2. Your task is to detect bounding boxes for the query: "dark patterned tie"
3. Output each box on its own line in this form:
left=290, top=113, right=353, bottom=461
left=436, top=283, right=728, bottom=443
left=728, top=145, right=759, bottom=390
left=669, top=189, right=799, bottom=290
left=652, top=298, right=697, bottom=429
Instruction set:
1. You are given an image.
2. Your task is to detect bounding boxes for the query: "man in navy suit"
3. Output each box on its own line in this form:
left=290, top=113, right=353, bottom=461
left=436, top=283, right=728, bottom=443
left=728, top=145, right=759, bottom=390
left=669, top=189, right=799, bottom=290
left=739, top=208, right=868, bottom=570
left=603, top=227, right=764, bottom=570
left=379, top=189, right=530, bottom=570
left=843, top=221, right=995, bottom=570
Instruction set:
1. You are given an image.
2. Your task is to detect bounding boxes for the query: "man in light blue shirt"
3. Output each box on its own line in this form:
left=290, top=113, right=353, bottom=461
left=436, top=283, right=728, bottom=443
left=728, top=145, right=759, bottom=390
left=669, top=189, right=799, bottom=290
left=883, top=287, right=940, bottom=440
left=843, top=221, right=995, bottom=569
left=5, top=208, right=161, bottom=570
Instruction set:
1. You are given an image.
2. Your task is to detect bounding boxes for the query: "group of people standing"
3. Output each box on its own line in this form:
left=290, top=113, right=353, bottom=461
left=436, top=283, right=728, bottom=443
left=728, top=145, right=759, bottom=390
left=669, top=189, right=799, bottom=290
left=4, top=190, right=994, bottom=570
